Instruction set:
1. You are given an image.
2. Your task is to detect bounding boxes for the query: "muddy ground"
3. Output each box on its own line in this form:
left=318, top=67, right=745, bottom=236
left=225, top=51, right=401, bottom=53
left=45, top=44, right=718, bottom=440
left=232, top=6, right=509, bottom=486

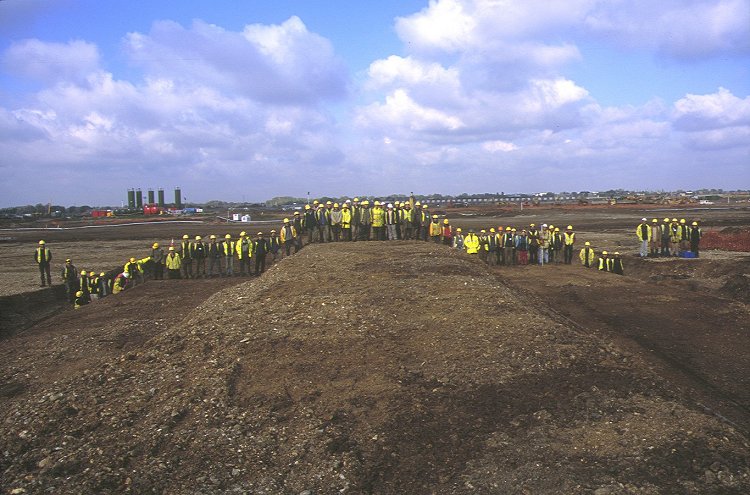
left=0, top=205, right=749, bottom=494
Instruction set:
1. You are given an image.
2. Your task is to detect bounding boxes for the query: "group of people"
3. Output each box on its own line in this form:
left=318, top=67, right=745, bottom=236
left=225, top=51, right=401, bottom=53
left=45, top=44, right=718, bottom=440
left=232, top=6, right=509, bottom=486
left=636, top=217, right=702, bottom=258
left=35, top=201, right=709, bottom=309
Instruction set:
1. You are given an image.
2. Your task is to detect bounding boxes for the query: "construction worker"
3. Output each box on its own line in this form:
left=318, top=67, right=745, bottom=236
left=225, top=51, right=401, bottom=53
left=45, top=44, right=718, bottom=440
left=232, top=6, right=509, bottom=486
left=180, top=234, right=193, bottom=279
left=303, top=204, right=316, bottom=245
left=649, top=219, right=661, bottom=257
left=192, top=235, right=207, bottom=278
left=78, top=269, right=91, bottom=302
left=579, top=241, right=595, bottom=268
left=34, top=240, right=52, bottom=287
left=661, top=217, right=672, bottom=256
left=679, top=219, right=690, bottom=253
left=464, top=229, right=480, bottom=255
left=690, top=221, right=702, bottom=257
left=502, top=227, right=514, bottom=266
left=669, top=218, right=681, bottom=256
left=401, top=202, right=414, bottom=240
left=280, top=218, right=298, bottom=256
left=329, top=203, right=342, bottom=242
left=515, top=229, right=529, bottom=265
left=350, top=198, right=361, bottom=241
left=341, top=204, right=352, bottom=241
left=598, top=251, right=610, bottom=272
left=358, top=200, right=372, bottom=240
left=151, top=242, right=165, bottom=280
left=316, top=201, right=330, bottom=243
left=429, top=215, right=442, bottom=244
left=420, top=205, right=431, bottom=241
left=96, top=272, right=110, bottom=298
left=371, top=201, right=386, bottom=240
left=636, top=218, right=651, bottom=257
left=478, top=229, right=488, bottom=262
left=453, top=227, right=464, bottom=250
left=563, top=226, right=575, bottom=264
left=528, top=224, right=540, bottom=265
left=385, top=204, right=399, bottom=241
left=539, top=224, right=551, bottom=265
left=612, top=252, right=624, bottom=275
left=441, top=218, right=453, bottom=246
left=61, top=259, right=79, bottom=302
left=412, top=202, right=424, bottom=240
left=73, top=290, right=89, bottom=309
left=207, top=235, right=223, bottom=277
left=165, top=246, right=182, bottom=279
left=125, top=257, right=143, bottom=285
left=112, top=272, right=129, bottom=294
left=268, top=230, right=281, bottom=262
left=235, top=231, right=252, bottom=276
left=292, top=211, right=304, bottom=251
left=253, top=232, right=270, bottom=275
left=223, top=234, right=234, bottom=276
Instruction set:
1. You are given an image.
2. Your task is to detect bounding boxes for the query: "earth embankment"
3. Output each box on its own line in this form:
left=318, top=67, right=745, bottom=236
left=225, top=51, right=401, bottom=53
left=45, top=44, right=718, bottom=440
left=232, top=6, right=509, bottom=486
left=1, top=242, right=748, bottom=494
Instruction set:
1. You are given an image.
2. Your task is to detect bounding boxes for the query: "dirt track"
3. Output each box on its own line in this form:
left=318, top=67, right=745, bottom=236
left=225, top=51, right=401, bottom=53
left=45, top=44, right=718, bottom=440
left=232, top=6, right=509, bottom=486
left=1, top=241, right=749, bottom=494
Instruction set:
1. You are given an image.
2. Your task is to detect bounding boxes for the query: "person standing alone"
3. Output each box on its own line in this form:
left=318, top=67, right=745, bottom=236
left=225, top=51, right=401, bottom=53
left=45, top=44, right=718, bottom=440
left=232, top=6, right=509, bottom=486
left=34, top=240, right=52, bottom=287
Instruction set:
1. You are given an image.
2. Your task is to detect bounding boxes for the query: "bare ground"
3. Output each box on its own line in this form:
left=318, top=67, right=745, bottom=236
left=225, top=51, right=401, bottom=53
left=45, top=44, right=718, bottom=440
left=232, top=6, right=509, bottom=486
left=1, top=241, right=749, bottom=494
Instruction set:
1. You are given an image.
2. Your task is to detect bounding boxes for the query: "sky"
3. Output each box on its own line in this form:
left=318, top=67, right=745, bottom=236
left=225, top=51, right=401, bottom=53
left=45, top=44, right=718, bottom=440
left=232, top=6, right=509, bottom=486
left=0, top=0, right=748, bottom=207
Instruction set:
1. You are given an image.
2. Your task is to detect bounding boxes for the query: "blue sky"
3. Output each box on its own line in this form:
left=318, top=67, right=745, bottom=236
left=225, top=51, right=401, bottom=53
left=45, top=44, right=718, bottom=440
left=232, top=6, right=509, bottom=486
left=1, top=0, right=748, bottom=207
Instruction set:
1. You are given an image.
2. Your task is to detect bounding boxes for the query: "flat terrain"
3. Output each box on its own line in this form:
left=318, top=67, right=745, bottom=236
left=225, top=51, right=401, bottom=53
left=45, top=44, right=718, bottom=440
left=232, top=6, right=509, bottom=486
left=0, top=205, right=749, bottom=494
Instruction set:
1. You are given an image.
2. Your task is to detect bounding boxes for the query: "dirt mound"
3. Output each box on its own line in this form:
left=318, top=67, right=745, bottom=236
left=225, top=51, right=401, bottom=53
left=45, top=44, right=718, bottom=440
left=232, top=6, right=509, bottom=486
left=1, top=242, right=749, bottom=494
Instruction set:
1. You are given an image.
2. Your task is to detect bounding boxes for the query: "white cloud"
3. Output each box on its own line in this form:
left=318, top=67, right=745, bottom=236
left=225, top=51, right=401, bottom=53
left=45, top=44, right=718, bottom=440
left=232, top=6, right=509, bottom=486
left=2, top=39, right=99, bottom=83
left=673, top=87, right=750, bottom=130
left=124, top=17, right=347, bottom=103
left=483, top=140, right=518, bottom=152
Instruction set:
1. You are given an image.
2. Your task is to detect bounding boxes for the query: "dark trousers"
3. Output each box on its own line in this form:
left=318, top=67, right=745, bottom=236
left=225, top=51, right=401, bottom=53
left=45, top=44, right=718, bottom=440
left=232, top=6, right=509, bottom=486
left=39, top=263, right=51, bottom=286
left=529, top=246, right=539, bottom=264
left=153, top=262, right=164, bottom=280
left=254, top=254, right=266, bottom=275
left=168, top=269, right=181, bottom=279
left=182, top=258, right=193, bottom=279
left=564, top=245, right=574, bottom=264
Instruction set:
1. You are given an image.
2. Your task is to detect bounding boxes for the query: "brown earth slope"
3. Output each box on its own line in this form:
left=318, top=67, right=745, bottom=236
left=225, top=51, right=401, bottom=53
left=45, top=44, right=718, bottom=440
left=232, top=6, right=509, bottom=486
left=1, top=242, right=749, bottom=494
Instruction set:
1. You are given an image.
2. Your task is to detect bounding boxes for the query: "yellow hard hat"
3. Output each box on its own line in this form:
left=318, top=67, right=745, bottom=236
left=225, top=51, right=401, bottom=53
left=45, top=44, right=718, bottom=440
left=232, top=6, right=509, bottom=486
left=490, top=228, right=496, bottom=233
left=240, top=231, right=247, bottom=236
left=333, top=203, right=339, bottom=208
left=664, top=217, right=670, bottom=222
left=210, top=235, right=216, bottom=239
left=38, top=240, right=45, bottom=245
left=549, top=224, right=554, bottom=229
left=152, top=242, right=159, bottom=248
left=362, top=200, right=369, bottom=206
left=505, top=226, right=511, bottom=231
left=225, top=234, right=231, bottom=239
left=75, top=290, right=83, bottom=297
left=283, top=218, right=290, bottom=223
left=313, top=200, right=319, bottom=205
left=65, top=258, right=71, bottom=263
left=100, top=272, right=105, bottom=277
left=529, top=223, right=535, bottom=227
left=168, top=246, right=175, bottom=251
left=326, top=201, right=332, bottom=205
left=374, top=200, right=380, bottom=206
left=443, top=219, right=449, bottom=224
left=567, top=225, right=573, bottom=230
left=672, top=218, right=678, bottom=222
left=130, top=257, right=136, bottom=262
left=614, top=252, right=620, bottom=255
left=400, top=202, right=405, bottom=207
left=456, top=228, right=462, bottom=232
left=680, top=219, right=686, bottom=223
left=692, top=221, right=698, bottom=226
left=257, top=231, right=263, bottom=235
left=270, top=229, right=277, bottom=233
left=511, top=228, right=517, bottom=232
left=342, top=203, right=349, bottom=208
left=305, top=204, right=311, bottom=210
left=195, top=235, right=201, bottom=240
left=415, top=201, right=421, bottom=206
left=585, top=241, right=591, bottom=246
left=480, top=229, right=486, bottom=233
left=554, top=227, right=560, bottom=232
left=652, top=219, right=658, bottom=223
left=422, top=205, right=429, bottom=209
left=353, top=197, right=360, bottom=202
left=602, top=250, right=608, bottom=255
left=182, top=234, right=189, bottom=239
left=294, top=211, right=300, bottom=215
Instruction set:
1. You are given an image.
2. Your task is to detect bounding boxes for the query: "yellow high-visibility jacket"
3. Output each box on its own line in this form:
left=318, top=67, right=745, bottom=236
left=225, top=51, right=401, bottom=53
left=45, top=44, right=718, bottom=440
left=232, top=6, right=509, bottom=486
left=165, top=253, right=182, bottom=270
left=341, top=209, right=352, bottom=229
left=280, top=225, right=297, bottom=243
left=579, top=247, right=595, bottom=265
left=371, top=207, right=385, bottom=227
left=235, top=238, right=253, bottom=259
left=636, top=223, right=651, bottom=241
left=464, top=234, right=480, bottom=254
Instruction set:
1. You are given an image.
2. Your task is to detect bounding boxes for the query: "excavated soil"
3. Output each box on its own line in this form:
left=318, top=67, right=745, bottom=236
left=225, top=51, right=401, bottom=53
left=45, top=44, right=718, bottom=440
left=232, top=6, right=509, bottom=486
left=1, top=242, right=749, bottom=494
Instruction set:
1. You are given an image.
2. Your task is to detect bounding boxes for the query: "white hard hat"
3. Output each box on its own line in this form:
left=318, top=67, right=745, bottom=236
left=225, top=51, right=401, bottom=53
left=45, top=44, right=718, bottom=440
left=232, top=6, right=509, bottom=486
left=542, top=223, right=547, bottom=227
left=123, top=272, right=130, bottom=278
left=641, top=217, right=647, bottom=221
left=387, top=203, right=393, bottom=208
